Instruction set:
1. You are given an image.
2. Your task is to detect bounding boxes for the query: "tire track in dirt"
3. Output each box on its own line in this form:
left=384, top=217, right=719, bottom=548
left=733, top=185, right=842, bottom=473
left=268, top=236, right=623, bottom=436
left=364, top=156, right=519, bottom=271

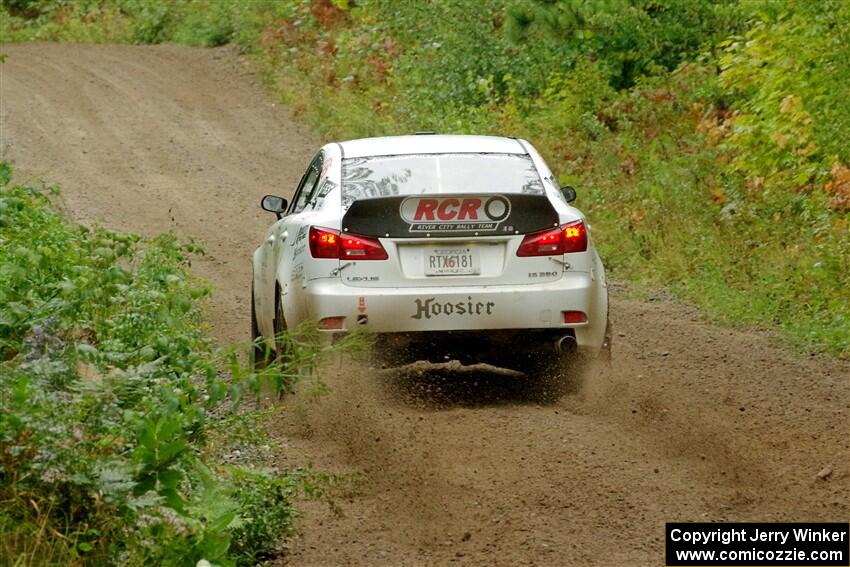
left=3, top=43, right=848, bottom=567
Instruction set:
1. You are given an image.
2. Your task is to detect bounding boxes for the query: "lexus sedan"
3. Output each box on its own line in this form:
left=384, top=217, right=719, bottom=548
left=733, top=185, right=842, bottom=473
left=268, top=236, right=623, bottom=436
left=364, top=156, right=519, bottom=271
left=252, top=134, right=610, bottom=376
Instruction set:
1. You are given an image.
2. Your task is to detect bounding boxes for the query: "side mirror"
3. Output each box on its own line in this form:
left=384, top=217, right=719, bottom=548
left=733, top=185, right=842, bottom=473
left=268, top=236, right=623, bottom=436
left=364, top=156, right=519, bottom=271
left=261, top=195, right=288, bottom=219
left=560, top=185, right=577, bottom=203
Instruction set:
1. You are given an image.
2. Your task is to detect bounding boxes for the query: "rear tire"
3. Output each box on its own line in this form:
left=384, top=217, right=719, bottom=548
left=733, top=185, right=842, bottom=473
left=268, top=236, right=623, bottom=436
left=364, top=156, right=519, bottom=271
left=272, top=285, right=291, bottom=364
left=599, top=316, right=613, bottom=365
left=250, top=284, right=270, bottom=369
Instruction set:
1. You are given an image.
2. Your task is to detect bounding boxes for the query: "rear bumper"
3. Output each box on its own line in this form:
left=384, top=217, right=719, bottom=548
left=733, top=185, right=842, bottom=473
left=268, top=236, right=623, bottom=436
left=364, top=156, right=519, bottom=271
left=300, top=272, right=606, bottom=350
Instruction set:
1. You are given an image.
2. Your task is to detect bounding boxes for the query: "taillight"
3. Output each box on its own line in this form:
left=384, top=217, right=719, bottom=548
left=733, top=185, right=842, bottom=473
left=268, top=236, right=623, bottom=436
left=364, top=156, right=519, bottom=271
left=561, top=221, right=587, bottom=253
left=309, top=226, right=388, bottom=260
left=516, top=220, right=587, bottom=256
left=309, top=226, right=339, bottom=258
left=339, top=232, right=388, bottom=260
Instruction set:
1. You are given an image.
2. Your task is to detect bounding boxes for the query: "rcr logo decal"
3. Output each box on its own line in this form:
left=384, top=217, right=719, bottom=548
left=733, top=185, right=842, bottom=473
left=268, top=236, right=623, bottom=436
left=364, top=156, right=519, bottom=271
left=399, top=195, right=511, bottom=232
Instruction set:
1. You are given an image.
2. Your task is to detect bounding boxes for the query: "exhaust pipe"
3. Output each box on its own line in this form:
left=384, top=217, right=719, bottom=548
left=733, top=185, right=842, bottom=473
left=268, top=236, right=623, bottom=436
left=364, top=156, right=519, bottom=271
left=555, top=335, right=577, bottom=353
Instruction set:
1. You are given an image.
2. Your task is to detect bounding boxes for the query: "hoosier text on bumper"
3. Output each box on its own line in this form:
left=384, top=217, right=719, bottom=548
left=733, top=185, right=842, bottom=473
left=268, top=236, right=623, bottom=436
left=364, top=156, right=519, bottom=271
left=411, top=297, right=495, bottom=320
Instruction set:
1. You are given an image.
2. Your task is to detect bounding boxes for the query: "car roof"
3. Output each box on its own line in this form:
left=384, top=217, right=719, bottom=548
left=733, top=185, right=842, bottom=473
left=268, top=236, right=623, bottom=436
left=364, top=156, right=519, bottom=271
left=338, top=135, right=527, bottom=159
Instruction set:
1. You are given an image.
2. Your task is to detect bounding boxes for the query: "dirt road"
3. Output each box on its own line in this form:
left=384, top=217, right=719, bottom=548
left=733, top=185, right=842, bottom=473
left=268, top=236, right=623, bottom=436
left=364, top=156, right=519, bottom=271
left=3, top=44, right=848, bottom=566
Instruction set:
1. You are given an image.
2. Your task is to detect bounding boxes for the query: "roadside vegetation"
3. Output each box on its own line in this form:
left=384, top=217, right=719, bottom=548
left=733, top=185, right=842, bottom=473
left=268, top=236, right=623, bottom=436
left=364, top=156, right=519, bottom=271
left=6, top=0, right=845, bottom=356
left=0, top=164, right=364, bottom=565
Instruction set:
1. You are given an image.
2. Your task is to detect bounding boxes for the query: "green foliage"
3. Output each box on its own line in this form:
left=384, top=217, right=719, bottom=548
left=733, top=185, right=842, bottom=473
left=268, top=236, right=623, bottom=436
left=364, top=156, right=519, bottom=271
left=0, top=168, right=359, bottom=565
left=227, top=468, right=300, bottom=566
left=719, top=0, right=850, bottom=185
left=0, top=0, right=234, bottom=46
left=1, top=0, right=132, bottom=43
left=509, top=0, right=746, bottom=89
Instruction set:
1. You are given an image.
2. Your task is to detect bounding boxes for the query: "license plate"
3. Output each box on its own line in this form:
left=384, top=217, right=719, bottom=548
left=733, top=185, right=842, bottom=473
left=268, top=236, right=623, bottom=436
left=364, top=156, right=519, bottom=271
left=424, top=247, right=479, bottom=276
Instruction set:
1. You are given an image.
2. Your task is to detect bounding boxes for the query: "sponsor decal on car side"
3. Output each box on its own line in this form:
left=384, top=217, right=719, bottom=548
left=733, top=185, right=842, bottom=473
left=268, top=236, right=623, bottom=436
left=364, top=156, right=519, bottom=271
left=411, top=296, right=495, bottom=320
left=291, top=225, right=308, bottom=247
left=310, top=178, right=337, bottom=210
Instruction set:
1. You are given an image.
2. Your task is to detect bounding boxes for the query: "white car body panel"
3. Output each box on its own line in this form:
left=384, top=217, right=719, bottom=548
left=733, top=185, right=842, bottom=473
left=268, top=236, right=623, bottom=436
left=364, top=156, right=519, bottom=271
left=252, top=135, right=608, bottom=357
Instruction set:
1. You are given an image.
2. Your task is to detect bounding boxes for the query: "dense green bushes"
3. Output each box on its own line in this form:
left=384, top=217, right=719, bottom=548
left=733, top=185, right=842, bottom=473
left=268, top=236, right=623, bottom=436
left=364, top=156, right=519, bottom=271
left=509, top=0, right=746, bottom=89
left=1, top=1, right=847, bottom=357
left=0, top=0, right=274, bottom=46
left=0, top=166, right=358, bottom=565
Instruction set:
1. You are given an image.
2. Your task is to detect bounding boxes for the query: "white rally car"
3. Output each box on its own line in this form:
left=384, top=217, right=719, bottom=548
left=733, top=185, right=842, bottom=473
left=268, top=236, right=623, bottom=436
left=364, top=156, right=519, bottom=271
left=251, top=135, right=610, bottom=376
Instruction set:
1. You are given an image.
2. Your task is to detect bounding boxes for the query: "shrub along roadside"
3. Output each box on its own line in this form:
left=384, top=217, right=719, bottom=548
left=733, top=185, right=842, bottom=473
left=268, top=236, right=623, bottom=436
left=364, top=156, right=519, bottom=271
left=0, top=164, right=363, bottom=566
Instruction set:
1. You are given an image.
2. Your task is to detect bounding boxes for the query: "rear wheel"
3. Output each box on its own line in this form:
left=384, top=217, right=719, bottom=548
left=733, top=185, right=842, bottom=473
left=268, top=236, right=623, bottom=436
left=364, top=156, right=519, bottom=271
left=250, top=283, right=271, bottom=369
left=272, top=285, right=291, bottom=363
left=599, top=316, right=613, bottom=364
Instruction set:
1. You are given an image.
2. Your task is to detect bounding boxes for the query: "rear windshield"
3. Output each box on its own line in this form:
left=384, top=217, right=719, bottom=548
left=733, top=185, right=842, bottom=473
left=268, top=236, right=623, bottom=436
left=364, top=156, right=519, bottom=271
left=341, top=153, right=544, bottom=209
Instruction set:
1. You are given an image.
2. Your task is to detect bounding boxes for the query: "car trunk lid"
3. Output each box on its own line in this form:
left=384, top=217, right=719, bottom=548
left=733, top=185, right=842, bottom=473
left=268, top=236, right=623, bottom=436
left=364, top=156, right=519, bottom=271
left=339, top=193, right=566, bottom=288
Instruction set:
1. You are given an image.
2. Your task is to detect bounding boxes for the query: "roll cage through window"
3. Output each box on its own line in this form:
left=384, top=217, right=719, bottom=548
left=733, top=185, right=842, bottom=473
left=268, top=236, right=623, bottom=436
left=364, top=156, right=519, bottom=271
left=288, top=152, right=324, bottom=215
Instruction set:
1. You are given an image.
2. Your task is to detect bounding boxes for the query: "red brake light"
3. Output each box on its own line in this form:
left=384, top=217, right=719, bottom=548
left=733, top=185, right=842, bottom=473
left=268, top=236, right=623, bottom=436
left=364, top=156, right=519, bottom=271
left=309, top=226, right=339, bottom=258
left=309, top=226, right=388, bottom=260
left=516, top=220, right=587, bottom=257
left=562, top=220, right=588, bottom=253
left=339, top=233, right=388, bottom=260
